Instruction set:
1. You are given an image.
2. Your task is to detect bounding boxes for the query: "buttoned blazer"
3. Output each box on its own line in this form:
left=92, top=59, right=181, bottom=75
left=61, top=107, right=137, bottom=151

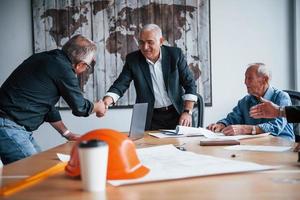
left=107, top=45, right=196, bottom=129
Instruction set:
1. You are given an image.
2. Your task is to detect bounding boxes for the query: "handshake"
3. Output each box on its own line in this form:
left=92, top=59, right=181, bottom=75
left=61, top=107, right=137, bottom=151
left=93, top=96, right=114, bottom=118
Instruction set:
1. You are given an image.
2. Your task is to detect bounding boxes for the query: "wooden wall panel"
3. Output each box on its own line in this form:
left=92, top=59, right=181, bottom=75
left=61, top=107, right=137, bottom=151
left=32, top=0, right=212, bottom=107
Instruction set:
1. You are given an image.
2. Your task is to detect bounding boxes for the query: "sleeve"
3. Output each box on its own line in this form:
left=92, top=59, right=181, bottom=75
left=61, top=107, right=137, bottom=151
left=177, top=50, right=197, bottom=95
left=44, top=106, right=61, bottom=122
left=56, top=68, right=94, bottom=117
left=257, top=92, right=292, bottom=135
left=107, top=60, right=133, bottom=97
left=217, top=100, right=245, bottom=126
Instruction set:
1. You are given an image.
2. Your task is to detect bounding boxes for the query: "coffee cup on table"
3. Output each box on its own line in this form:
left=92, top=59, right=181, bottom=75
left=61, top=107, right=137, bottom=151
left=78, top=139, right=108, bottom=192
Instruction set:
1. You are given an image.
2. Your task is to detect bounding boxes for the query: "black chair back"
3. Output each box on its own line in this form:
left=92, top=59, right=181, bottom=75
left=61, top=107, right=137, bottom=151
left=284, top=90, right=300, bottom=142
left=192, top=93, right=204, bottom=127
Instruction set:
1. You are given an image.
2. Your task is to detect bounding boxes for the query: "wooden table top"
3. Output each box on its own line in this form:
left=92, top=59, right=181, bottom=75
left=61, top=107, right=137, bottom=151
left=1, top=133, right=300, bottom=200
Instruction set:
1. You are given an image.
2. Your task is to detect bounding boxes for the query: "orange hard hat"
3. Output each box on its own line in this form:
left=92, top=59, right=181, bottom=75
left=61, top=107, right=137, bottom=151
left=65, top=129, right=149, bottom=180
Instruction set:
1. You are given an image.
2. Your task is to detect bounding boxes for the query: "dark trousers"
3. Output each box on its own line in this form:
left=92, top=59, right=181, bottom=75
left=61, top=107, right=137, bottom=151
left=150, top=105, right=180, bottom=130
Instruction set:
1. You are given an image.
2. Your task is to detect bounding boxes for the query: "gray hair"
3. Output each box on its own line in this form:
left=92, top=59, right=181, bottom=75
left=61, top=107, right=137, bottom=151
left=62, top=34, right=97, bottom=64
left=140, top=24, right=162, bottom=38
left=248, top=62, right=272, bottom=80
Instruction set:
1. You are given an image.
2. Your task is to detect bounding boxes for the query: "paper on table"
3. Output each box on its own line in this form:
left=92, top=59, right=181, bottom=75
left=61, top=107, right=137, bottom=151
left=148, top=132, right=186, bottom=138
left=224, top=145, right=292, bottom=152
left=176, top=126, right=271, bottom=140
left=209, top=133, right=271, bottom=140
left=150, top=126, right=213, bottom=138
left=150, top=126, right=270, bottom=140
left=108, top=145, right=278, bottom=186
left=57, top=153, right=70, bottom=162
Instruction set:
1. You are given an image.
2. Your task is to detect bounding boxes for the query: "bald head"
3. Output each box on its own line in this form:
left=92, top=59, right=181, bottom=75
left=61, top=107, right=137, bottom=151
left=62, top=34, right=97, bottom=65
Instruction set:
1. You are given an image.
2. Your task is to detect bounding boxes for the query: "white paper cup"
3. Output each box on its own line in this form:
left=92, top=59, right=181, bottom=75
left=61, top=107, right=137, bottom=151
left=78, top=139, right=108, bottom=192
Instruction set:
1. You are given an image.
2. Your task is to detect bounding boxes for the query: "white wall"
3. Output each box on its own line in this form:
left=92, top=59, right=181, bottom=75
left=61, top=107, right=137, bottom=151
left=206, top=0, right=293, bottom=124
left=0, top=0, right=296, bottom=150
left=0, top=0, right=33, bottom=84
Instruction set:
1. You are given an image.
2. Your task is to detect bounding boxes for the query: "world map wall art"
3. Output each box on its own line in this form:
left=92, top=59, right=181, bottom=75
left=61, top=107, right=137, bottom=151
left=32, top=0, right=212, bottom=107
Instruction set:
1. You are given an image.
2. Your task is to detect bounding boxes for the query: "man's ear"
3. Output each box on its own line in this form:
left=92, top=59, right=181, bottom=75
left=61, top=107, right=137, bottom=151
left=159, top=37, right=164, bottom=45
left=74, top=62, right=85, bottom=74
left=263, top=76, right=269, bottom=84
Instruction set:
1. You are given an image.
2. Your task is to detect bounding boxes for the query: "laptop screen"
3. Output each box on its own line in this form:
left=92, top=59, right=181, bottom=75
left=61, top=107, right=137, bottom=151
left=128, top=103, right=148, bottom=140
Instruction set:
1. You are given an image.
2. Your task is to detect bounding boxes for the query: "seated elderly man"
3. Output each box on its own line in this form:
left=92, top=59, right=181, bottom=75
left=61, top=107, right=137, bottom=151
left=207, top=63, right=294, bottom=141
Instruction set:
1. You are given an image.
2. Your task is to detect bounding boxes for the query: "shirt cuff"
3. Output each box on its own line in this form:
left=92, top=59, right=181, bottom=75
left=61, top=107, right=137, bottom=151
left=182, top=94, right=198, bottom=102
left=105, top=92, right=120, bottom=104
left=217, top=120, right=229, bottom=127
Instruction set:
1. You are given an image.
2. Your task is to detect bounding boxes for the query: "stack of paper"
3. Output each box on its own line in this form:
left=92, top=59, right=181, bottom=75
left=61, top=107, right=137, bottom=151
left=149, top=126, right=270, bottom=140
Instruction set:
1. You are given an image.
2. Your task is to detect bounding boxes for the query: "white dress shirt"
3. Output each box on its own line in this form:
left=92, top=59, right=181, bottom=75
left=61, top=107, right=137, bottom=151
left=106, top=49, right=197, bottom=108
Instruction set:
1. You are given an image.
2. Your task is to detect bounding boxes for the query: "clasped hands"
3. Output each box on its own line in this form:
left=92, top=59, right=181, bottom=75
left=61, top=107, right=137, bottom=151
left=93, top=96, right=113, bottom=117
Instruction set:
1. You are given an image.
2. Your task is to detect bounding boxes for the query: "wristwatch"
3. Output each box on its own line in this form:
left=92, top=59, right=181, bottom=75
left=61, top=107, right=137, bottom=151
left=251, top=126, right=256, bottom=135
left=279, top=106, right=286, bottom=117
left=183, top=109, right=193, bottom=115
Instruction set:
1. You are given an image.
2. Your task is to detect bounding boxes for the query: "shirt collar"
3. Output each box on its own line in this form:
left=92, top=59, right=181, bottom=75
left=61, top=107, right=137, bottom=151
left=250, top=85, right=273, bottom=103
left=262, top=86, right=274, bottom=101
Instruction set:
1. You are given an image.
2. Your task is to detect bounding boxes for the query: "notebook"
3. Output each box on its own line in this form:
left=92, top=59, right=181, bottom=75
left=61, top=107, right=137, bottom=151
left=128, top=103, right=148, bottom=140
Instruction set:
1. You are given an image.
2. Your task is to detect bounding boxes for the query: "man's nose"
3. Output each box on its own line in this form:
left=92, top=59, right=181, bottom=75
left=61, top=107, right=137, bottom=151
left=143, top=43, right=149, bottom=50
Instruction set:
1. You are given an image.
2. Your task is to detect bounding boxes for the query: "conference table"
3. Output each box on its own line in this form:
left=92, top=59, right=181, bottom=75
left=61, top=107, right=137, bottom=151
left=1, top=133, right=300, bottom=200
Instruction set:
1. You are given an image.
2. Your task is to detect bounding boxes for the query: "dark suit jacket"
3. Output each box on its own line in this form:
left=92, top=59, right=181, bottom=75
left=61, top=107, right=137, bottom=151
left=286, top=106, right=300, bottom=123
left=107, top=45, right=197, bottom=130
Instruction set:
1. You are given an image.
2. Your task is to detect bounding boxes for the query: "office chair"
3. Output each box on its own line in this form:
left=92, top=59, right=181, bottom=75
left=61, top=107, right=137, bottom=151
left=192, top=93, right=204, bottom=127
left=284, top=90, right=300, bottom=142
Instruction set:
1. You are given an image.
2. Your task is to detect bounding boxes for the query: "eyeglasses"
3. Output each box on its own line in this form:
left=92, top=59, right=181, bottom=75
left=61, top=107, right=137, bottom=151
left=85, top=60, right=96, bottom=71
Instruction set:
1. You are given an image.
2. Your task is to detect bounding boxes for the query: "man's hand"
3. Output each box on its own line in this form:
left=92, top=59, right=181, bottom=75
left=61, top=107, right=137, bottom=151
left=93, top=100, right=107, bottom=117
left=221, top=125, right=244, bottom=135
left=207, top=123, right=225, bottom=132
left=221, top=125, right=254, bottom=136
left=63, top=131, right=81, bottom=141
left=103, top=96, right=114, bottom=107
left=179, top=112, right=192, bottom=127
left=250, top=97, right=280, bottom=119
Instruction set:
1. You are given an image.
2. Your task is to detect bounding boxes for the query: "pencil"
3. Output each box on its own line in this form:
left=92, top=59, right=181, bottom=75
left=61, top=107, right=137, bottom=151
left=0, top=162, right=66, bottom=196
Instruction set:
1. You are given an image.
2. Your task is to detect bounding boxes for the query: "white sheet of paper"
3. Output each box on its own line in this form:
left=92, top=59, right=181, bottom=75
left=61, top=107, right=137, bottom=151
left=149, top=126, right=217, bottom=138
left=148, top=132, right=186, bottom=138
left=150, top=126, right=270, bottom=140
left=176, top=126, right=204, bottom=136
left=224, top=145, right=292, bottom=152
left=57, top=153, right=70, bottom=162
left=210, top=133, right=271, bottom=140
left=108, top=145, right=278, bottom=186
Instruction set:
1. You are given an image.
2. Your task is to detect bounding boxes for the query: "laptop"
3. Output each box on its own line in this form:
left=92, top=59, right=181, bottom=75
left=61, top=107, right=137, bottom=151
left=128, top=103, right=148, bottom=140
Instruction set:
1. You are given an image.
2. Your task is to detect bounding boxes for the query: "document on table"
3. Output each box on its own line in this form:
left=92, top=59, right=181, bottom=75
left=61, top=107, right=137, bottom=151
left=149, top=126, right=214, bottom=138
left=108, top=145, right=278, bottom=186
left=57, top=153, right=71, bottom=162
left=224, top=145, right=292, bottom=152
left=149, top=125, right=270, bottom=140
